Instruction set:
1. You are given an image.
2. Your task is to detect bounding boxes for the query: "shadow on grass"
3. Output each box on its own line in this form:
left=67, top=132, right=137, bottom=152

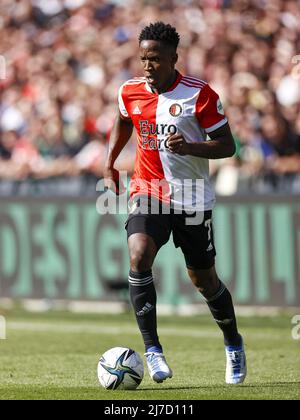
left=137, top=381, right=300, bottom=391
left=1, top=382, right=299, bottom=400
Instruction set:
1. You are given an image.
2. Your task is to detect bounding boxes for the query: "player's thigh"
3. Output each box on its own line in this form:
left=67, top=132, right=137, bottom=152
left=172, top=210, right=216, bottom=270
left=125, top=208, right=171, bottom=270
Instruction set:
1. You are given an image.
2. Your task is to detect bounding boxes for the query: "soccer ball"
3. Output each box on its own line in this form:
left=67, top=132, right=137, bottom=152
left=97, top=347, right=144, bottom=390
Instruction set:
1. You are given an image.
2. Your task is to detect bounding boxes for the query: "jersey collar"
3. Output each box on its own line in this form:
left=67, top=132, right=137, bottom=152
left=145, top=71, right=182, bottom=94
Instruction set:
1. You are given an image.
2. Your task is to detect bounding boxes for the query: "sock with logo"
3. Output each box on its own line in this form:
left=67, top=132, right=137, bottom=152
left=205, top=282, right=241, bottom=347
left=128, top=270, right=162, bottom=352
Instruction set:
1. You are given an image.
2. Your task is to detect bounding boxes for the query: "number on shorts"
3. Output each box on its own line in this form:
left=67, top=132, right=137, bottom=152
left=205, top=219, right=212, bottom=241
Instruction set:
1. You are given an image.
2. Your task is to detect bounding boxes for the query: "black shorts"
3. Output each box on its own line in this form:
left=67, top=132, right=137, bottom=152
left=125, top=196, right=216, bottom=270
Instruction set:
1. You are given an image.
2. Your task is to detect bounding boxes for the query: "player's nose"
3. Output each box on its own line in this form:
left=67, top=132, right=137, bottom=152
left=144, top=60, right=153, bottom=71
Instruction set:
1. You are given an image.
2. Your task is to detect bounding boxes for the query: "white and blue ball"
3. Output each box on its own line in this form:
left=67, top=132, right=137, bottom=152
left=97, top=347, right=144, bottom=390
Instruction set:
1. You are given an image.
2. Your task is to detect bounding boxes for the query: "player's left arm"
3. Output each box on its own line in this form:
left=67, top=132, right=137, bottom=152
left=168, top=83, right=236, bottom=159
left=167, top=122, right=236, bottom=159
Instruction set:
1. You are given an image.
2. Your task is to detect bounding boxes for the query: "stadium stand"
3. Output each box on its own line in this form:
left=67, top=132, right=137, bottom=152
left=0, top=0, right=299, bottom=195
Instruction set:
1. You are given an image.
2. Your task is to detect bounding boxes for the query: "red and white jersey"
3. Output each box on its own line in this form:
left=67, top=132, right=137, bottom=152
left=118, top=72, right=227, bottom=211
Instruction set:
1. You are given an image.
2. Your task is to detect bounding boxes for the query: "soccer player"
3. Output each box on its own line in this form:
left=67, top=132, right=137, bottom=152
left=104, top=22, right=247, bottom=385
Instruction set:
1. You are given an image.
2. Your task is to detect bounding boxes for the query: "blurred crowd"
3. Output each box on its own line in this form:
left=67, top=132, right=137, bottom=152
left=0, top=0, right=300, bottom=195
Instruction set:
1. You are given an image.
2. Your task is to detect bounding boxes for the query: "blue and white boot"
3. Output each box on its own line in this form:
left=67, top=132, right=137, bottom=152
left=225, top=337, right=247, bottom=384
left=145, top=352, right=173, bottom=383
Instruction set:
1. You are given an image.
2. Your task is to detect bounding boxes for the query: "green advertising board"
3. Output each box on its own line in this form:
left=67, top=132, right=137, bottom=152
left=0, top=197, right=299, bottom=307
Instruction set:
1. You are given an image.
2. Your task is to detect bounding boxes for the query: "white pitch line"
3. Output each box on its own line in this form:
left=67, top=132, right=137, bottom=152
left=6, top=321, right=287, bottom=340
left=7, top=321, right=220, bottom=338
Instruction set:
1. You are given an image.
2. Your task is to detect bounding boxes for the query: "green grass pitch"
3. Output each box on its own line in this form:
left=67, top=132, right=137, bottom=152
left=0, top=310, right=299, bottom=400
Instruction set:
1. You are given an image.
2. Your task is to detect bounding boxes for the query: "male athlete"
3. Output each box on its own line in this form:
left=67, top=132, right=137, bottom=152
left=104, top=22, right=247, bottom=385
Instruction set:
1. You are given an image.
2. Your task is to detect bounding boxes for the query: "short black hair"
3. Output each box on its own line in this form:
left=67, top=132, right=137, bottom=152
left=139, top=22, right=180, bottom=50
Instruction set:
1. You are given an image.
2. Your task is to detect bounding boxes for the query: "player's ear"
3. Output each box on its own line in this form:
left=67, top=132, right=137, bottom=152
left=173, top=52, right=178, bottom=65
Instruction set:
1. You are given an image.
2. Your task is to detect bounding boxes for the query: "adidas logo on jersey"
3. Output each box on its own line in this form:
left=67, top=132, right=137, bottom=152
left=133, top=106, right=142, bottom=115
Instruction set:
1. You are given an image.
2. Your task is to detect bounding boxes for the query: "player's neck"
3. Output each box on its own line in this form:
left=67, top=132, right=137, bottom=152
left=151, top=70, right=178, bottom=94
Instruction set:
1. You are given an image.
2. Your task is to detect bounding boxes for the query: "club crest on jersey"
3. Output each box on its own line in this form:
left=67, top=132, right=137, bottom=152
left=169, top=103, right=183, bottom=117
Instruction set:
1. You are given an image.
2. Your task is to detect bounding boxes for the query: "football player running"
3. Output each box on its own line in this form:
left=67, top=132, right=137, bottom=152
left=104, top=22, right=247, bottom=385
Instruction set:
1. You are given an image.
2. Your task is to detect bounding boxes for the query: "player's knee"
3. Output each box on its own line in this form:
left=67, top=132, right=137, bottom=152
left=130, top=249, right=152, bottom=272
left=195, top=281, right=219, bottom=299
left=188, top=268, right=220, bottom=297
left=128, top=234, right=156, bottom=272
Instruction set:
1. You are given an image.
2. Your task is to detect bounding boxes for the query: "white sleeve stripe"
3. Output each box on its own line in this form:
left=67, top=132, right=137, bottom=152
left=181, top=81, right=204, bottom=89
left=124, top=78, right=146, bottom=85
left=182, top=76, right=207, bottom=85
left=205, top=118, right=228, bottom=133
left=182, top=77, right=205, bottom=83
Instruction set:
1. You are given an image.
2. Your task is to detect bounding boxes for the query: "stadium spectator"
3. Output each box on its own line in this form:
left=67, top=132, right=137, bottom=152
left=0, top=0, right=299, bottom=193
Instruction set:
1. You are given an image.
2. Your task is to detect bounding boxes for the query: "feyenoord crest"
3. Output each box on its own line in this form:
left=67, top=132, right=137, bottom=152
left=169, top=103, right=183, bottom=117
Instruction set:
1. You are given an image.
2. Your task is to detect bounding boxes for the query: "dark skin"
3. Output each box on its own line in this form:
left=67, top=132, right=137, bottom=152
left=104, top=115, right=133, bottom=194
left=167, top=124, right=236, bottom=159
left=139, top=40, right=178, bottom=94
left=104, top=39, right=236, bottom=299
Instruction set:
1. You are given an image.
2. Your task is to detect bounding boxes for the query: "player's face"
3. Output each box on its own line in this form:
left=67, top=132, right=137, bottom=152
left=139, top=40, right=177, bottom=93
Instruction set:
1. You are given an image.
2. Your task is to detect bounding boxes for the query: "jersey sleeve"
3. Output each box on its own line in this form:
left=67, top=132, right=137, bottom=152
left=118, top=84, right=131, bottom=120
left=195, top=84, right=228, bottom=133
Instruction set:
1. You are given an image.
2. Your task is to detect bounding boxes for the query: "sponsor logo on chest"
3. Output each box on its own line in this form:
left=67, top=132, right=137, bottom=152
left=139, top=120, right=177, bottom=136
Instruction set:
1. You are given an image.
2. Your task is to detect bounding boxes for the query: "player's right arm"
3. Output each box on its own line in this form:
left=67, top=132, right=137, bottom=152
left=104, top=113, right=133, bottom=193
left=104, top=83, right=134, bottom=194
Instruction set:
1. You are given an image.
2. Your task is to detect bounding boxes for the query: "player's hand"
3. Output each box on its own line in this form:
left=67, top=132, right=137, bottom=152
left=166, top=134, right=190, bottom=156
left=103, top=167, right=126, bottom=195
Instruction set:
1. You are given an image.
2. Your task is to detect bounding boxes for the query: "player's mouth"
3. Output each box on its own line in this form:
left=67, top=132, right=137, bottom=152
left=145, top=74, right=157, bottom=85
